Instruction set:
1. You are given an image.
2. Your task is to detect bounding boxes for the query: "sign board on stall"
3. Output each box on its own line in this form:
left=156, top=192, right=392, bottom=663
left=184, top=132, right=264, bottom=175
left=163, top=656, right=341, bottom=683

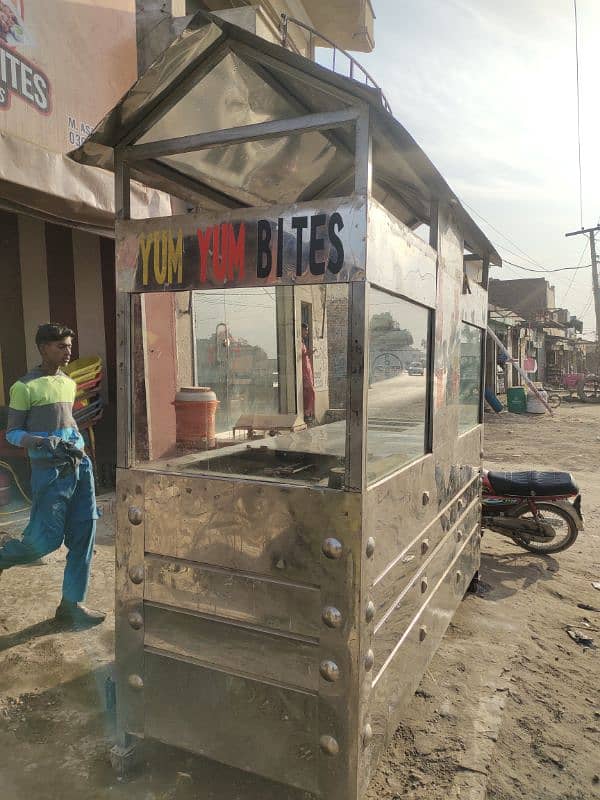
left=116, top=199, right=368, bottom=292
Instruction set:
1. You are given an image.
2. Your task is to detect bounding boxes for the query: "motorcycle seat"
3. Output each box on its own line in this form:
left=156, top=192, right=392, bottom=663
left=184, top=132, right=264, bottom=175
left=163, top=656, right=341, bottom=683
left=487, top=470, right=578, bottom=497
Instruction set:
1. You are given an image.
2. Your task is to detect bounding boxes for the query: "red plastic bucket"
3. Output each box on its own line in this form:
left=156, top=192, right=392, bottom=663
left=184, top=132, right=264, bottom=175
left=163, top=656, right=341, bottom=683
left=174, top=387, right=219, bottom=450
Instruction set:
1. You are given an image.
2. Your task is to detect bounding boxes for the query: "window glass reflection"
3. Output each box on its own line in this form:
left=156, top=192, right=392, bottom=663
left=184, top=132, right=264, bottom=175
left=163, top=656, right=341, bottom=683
left=458, top=323, right=482, bottom=433
left=367, top=288, right=430, bottom=484
left=194, top=288, right=283, bottom=433
left=133, top=287, right=350, bottom=487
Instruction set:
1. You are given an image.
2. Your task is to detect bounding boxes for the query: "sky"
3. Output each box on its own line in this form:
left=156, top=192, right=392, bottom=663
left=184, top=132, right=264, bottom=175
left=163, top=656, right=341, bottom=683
left=337, top=0, right=600, bottom=337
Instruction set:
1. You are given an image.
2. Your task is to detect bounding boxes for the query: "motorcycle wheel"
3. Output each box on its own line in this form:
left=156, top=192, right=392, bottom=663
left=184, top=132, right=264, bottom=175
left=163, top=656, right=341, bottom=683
left=511, top=503, right=578, bottom=554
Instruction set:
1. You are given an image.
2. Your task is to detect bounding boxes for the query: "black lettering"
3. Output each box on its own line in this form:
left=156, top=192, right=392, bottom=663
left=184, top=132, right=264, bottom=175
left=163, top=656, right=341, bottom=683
left=327, top=213, right=345, bottom=274
left=276, top=217, right=284, bottom=277
left=309, top=213, right=327, bottom=275
left=291, top=216, right=308, bottom=276
left=256, top=220, right=272, bottom=278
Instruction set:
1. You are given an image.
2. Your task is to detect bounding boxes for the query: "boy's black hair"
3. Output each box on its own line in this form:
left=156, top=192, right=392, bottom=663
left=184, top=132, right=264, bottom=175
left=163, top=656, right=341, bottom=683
left=35, top=323, right=76, bottom=348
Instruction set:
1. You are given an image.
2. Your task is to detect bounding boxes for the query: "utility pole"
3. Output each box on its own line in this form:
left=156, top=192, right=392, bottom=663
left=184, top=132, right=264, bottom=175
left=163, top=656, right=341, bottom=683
left=565, top=225, right=600, bottom=362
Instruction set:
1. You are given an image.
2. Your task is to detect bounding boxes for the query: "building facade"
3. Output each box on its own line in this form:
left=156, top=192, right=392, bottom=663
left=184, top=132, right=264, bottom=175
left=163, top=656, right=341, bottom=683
left=487, top=278, right=585, bottom=395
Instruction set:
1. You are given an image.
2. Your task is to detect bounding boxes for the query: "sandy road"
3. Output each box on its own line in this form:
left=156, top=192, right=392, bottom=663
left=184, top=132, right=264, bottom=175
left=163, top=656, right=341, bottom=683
left=0, top=402, right=599, bottom=799
left=368, top=403, right=600, bottom=800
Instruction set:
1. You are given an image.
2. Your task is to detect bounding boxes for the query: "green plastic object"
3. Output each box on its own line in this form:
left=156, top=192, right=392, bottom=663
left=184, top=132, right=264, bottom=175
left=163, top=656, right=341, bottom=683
left=506, top=387, right=527, bottom=413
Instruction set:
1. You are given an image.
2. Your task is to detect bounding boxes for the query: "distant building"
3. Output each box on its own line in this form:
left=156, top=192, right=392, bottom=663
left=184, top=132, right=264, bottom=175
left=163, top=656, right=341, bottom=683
left=489, top=277, right=556, bottom=318
left=486, top=278, right=585, bottom=392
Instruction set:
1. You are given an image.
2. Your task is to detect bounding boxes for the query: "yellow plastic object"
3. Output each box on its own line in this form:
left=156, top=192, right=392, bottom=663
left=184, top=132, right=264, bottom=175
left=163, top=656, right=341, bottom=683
left=64, top=356, right=102, bottom=384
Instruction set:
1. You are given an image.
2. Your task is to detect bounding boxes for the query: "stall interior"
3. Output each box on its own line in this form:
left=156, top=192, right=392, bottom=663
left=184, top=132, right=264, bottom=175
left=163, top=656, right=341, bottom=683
left=133, top=281, right=443, bottom=487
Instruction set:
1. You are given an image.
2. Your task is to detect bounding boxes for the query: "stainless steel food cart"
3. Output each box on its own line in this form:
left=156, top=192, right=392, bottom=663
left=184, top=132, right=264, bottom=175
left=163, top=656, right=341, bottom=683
left=73, top=12, right=500, bottom=798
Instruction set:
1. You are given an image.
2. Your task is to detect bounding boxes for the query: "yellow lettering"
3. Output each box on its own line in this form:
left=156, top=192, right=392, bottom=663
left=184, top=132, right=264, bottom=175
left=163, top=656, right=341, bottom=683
left=168, top=229, right=183, bottom=284
left=153, top=230, right=167, bottom=284
left=152, top=231, right=162, bottom=283
left=139, top=234, right=153, bottom=285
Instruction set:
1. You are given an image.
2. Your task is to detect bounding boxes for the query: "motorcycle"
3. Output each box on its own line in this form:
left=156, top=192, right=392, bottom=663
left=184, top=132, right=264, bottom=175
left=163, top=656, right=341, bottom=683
left=481, top=469, right=583, bottom=554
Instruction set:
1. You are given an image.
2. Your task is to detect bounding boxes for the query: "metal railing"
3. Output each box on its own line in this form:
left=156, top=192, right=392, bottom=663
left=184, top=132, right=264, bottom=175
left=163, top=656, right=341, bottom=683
left=279, top=14, right=392, bottom=114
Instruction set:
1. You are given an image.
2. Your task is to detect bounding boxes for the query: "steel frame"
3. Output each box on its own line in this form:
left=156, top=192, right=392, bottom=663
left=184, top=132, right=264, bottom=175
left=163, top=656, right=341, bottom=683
left=115, top=100, right=373, bottom=486
left=126, top=107, right=362, bottom=162
left=113, top=71, right=487, bottom=800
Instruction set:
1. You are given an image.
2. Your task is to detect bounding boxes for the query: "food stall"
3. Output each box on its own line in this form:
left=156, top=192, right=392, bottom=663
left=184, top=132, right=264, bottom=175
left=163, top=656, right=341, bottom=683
left=73, top=11, right=500, bottom=798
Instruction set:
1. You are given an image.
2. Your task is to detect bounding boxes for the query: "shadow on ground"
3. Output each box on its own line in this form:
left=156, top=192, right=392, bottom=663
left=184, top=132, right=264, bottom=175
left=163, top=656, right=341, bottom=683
left=0, top=668, right=313, bottom=800
left=479, top=546, right=559, bottom=601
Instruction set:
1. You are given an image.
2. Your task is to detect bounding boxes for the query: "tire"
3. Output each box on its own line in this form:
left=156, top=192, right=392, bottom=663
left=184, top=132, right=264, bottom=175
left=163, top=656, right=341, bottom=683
left=511, top=502, right=578, bottom=554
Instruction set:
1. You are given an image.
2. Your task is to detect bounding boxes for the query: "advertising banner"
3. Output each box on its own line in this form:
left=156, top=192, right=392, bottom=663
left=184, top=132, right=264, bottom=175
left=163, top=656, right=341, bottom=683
left=0, top=0, right=136, bottom=154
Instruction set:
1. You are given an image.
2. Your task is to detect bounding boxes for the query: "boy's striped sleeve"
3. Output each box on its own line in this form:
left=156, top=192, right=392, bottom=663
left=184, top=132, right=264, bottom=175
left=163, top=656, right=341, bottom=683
left=6, top=381, right=31, bottom=447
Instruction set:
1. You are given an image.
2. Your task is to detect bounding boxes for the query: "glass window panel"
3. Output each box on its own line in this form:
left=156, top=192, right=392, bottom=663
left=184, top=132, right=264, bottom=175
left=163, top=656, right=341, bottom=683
left=367, top=288, right=430, bottom=484
left=458, top=323, right=483, bottom=434
left=133, top=286, right=350, bottom=488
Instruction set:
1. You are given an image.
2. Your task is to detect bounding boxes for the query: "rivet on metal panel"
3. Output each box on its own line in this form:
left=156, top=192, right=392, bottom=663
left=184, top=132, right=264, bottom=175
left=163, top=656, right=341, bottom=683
left=128, top=506, right=143, bottom=525
left=422, top=491, right=430, bottom=506
left=365, top=537, right=376, bottom=558
left=127, top=611, right=143, bottom=630
left=421, top=577, right=428, bottom=594
left=322, top=606, right=343, bottom=628
left=421, top=539, right=430, bottom=555
left=320, top=735, right=340, bottom=756
left=456, top=529, right=463, bottom=542
left=322, top=538, right=343, bottom=559
left=128, top=674, right=144, bottom=690
left=419, top=626, right=427, bottom=642
left=363, top=723, right=374, bottom=746
left=365, top=601, right=375, bottom=623
left=319, top=660, right=340, bottom=683
left=364, top=649, right=375, bottom=671
left=128, top=565, right=144, bottom=585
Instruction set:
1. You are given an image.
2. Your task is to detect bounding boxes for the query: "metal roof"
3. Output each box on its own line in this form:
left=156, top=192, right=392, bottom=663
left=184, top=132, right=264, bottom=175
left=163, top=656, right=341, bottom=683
left=70, top=10, right=500, bottom=265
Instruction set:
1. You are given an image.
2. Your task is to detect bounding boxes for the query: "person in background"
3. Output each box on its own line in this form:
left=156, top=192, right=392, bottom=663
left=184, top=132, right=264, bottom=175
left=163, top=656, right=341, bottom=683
left=0, top=323, right=105, bottom=627
left=301, top=322, right=316, bottom=422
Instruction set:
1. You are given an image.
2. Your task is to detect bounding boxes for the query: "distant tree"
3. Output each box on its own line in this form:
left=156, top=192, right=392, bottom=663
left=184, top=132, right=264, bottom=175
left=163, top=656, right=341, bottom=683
left=370, top=312, right=395, bottom=331
left=370, top=312, right=414, bottom=348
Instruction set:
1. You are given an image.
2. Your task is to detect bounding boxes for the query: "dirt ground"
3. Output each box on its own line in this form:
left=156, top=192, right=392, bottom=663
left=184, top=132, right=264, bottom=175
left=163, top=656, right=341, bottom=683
left=1, top=402, right=599, bottom=799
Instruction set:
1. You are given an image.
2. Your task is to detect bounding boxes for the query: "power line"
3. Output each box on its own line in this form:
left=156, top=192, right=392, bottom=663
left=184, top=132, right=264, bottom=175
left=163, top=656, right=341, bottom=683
left=460, top=198, right=546, bottom=269
left=564, top=237, right=590, bottom=298
left=573, top=0, right=584, bottom=228
left=580, top=294, right=593, bottom=318
left=501, top=259, right=591, bottom=274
